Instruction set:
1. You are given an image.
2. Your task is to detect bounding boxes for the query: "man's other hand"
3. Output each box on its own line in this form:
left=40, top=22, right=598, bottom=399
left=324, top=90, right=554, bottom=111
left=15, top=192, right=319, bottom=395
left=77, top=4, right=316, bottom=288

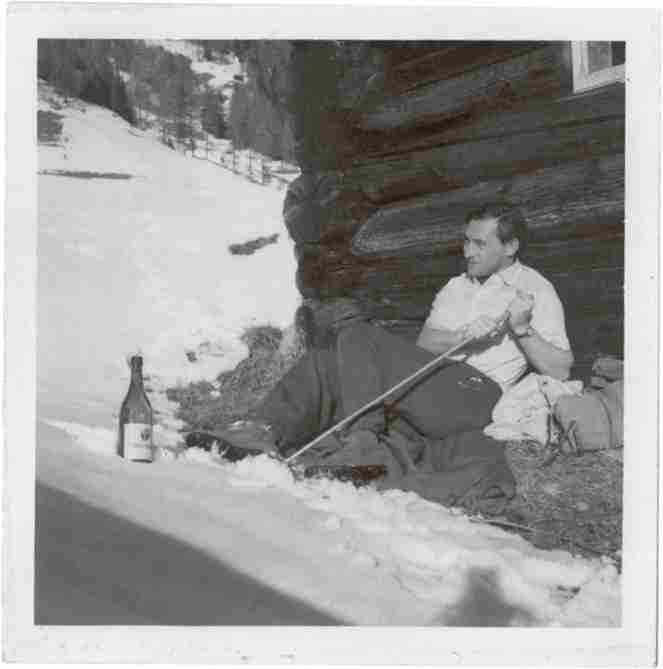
left=507, top=290, right=535, bottom=332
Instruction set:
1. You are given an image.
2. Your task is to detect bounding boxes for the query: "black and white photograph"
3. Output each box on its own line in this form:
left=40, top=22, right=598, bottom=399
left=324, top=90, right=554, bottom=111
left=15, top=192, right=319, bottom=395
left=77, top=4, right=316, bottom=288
left=3, top=3, right=660, bottom=665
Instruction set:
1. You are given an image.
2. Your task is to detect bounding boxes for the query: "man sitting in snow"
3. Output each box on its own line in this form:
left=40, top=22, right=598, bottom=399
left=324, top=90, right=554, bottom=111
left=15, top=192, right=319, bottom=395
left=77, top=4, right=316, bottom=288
left=193, top=202, right=573, bottom=512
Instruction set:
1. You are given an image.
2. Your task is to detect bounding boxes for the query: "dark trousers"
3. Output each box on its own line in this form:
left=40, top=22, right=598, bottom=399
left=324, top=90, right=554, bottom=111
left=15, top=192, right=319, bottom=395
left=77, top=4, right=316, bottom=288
left=257, top=323, right=501, bottom=451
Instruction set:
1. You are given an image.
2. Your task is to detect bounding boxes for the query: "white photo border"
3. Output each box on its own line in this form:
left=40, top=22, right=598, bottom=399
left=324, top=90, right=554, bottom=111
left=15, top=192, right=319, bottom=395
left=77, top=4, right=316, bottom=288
left=4, top=4, right=660, bottom=665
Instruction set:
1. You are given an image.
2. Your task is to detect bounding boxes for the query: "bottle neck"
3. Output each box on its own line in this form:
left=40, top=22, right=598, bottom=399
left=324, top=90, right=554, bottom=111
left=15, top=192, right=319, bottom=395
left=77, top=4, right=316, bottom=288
left=129, top=358, right=144, bottom=391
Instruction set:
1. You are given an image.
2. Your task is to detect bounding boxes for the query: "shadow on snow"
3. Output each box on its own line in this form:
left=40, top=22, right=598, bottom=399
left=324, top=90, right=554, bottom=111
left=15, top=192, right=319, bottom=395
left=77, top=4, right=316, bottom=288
left=34, top=482, right=342, bottom=626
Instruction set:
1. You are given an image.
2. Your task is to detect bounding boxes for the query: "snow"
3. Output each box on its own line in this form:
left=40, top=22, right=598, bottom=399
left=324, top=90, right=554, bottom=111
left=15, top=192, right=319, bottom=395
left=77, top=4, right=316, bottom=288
left=38, top=422, right=620, bottom=626
left=36, top=80, right=621, bottom=627
left=38, top=80, right=299, bottom=429
left=143, top=39, right=242, bottom=89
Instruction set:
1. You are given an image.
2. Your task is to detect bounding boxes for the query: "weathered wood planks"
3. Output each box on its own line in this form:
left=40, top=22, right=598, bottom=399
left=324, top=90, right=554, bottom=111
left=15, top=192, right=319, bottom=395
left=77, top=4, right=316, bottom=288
left=382, top=42, right=547, bottom=94
left=351, top=154, right=624, bottom=254
left=351, top=118, right=624, bottom=203
left=357, top=45, right=568, bottom=132
left=355, top=82, right=624, bottom=159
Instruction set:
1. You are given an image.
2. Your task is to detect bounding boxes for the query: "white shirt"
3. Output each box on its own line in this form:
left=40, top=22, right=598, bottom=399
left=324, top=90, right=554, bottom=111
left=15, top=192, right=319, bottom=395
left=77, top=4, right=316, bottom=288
left=423, top=260, right=571, bottom=390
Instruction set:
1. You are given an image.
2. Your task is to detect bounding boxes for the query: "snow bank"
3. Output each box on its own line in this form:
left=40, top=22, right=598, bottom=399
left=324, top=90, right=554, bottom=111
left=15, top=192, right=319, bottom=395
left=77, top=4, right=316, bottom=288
left=42, top=420, right=621, bottom=627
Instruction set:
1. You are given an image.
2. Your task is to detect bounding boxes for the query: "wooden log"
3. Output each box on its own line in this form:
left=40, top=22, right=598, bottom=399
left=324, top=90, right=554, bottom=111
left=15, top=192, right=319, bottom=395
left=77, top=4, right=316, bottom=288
left=351, top=154, right=624, bottom=254
left=336, top=44, right=386, bottom=108
left=297, top=240, right=445, bottom=302
left=358, top=45, right=567, bottom=132
left=376, top=42, right=466, bottom=69
left=283, top=174, right=340, bottom=244
left=289, top=43, right=360, bottom=170
left=298, top=230, right=623, bottom=305
left=407, top=234, right=625, bottom=275
left=551, top=268, right=624, bottom=317
left=382, top=42, right=547, bottom=95
left=338, top=43, right=548, bottom=115
left=296, top=246, right=368, bottom=299
left=567, top=310, right=624, bottom=381
left=523, top=236, right=624, bottom=276
left=345, top=266, right=623, bottom=321
left=351, top=118, right=624, bottom=204
left=283, top=173, right=374, bottom=245
left=356, top=82, right=624, bottom=160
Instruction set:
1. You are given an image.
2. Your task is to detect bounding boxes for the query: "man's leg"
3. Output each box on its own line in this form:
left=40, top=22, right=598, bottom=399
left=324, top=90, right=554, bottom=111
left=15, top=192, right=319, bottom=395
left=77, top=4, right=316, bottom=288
left=334, top=324, right=515, bottom=510
left=336, top=323, right=501, bottom=439
left=255, top=337, right=344, bottom=452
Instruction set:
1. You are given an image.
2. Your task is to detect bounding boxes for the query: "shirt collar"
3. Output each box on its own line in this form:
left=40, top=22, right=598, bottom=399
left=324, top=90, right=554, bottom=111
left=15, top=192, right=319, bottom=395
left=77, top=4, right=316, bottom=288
left=465, top=259, right=522, bottom=286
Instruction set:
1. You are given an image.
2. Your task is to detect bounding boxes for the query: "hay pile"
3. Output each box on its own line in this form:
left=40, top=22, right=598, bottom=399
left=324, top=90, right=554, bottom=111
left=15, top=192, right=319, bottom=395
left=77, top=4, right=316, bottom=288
left=504, top=440, right=623, bottom=563
left=167, top=323, right=306, bottom=432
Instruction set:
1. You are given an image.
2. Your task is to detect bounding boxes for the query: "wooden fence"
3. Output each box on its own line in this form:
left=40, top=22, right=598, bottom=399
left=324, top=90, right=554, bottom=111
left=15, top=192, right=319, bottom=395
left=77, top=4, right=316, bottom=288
left=189, top=144, right=297, bottom=189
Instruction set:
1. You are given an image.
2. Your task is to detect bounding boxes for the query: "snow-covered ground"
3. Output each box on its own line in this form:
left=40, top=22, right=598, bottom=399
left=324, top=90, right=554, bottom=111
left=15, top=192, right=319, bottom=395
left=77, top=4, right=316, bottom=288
left=37, top=422, right=620, bottom=627
left=143, top=39, right=242, bottom=89
left=38, top=81, right=299, bottom=434
left=36, top=81, right=621, bottom=627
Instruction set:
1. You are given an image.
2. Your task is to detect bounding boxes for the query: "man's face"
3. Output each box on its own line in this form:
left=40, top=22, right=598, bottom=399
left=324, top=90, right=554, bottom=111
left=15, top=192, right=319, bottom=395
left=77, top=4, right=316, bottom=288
left=463, top=216, right=518, bottom=279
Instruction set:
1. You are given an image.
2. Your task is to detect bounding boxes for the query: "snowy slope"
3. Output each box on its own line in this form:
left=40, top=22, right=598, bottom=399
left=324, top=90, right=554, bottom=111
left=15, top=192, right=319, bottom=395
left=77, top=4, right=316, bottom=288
left=36, top=82, right=621, bottom=627
left=38, top=81, right=299, bottom=434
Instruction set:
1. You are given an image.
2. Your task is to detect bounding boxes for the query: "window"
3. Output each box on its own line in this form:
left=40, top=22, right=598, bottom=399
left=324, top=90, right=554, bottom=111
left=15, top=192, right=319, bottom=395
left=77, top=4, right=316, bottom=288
left=571, top=41, right=625, bottom=93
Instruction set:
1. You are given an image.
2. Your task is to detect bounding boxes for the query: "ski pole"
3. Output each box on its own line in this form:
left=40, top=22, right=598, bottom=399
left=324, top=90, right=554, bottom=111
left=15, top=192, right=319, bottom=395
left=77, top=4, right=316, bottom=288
left=284, top=312, right=509, bottom=464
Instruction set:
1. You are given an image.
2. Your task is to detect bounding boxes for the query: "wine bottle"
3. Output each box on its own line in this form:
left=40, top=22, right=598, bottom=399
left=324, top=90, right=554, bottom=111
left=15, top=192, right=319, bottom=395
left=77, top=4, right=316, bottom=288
left=118, top=355, right=154, bottom=462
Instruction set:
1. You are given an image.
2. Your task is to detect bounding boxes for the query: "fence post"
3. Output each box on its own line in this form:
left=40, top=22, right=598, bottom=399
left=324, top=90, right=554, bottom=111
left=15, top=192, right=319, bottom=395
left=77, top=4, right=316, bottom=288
left=262, top=157, right=271, bottom=185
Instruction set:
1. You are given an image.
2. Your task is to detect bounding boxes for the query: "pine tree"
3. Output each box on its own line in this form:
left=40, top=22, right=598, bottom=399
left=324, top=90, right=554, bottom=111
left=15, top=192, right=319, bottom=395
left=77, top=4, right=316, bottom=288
left=201, top=86, right=227, bottom=139
left=38, top=39, right=135, bottom=125
left=159, top=78, right=175, bottom=145
left=228, top=82, right=251, bottom=149
left=227, top=41, right=296, bottom=160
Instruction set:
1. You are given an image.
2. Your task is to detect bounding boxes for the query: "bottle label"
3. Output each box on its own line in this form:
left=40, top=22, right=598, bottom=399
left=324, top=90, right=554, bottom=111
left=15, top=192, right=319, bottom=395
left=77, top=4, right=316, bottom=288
left=123, top=422, right=153, bottom=462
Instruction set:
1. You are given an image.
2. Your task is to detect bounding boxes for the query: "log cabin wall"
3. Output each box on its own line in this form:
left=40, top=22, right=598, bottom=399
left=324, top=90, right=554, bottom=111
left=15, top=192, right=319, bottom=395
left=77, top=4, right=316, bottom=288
left=284, top=41, right=624, bottom=381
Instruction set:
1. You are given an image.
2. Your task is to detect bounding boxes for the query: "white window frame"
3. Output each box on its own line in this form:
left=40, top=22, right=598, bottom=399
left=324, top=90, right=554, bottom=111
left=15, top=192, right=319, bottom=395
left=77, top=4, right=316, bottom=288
left=571, top=41, right=625, bottom=93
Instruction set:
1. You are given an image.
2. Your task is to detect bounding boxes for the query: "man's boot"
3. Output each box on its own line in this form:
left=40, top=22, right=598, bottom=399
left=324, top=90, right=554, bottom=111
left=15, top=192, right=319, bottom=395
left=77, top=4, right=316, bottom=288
left=184, top=419, right=280, bottom=462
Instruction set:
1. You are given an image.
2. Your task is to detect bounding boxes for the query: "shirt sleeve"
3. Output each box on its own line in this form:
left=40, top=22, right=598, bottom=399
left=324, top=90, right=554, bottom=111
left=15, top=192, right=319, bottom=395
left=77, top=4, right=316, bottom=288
left=530, top=282, right=571, bottom=351
left=423, top=277, right=464, bottom=330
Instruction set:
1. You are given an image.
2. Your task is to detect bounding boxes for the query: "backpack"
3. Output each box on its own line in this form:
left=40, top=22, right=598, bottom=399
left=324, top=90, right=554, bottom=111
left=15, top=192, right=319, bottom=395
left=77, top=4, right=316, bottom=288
left=552, top=379, right=623, bottom=452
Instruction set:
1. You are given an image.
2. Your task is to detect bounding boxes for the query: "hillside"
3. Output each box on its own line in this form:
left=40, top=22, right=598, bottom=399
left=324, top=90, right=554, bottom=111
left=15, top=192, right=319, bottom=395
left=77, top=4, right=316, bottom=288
left=38, top=38, right=296, bottom=163
left=37, top=79, right=300, bottom=437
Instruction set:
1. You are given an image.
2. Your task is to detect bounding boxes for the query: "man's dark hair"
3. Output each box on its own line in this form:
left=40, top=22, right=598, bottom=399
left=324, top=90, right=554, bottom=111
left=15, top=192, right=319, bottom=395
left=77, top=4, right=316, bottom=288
left=464, top=201, right=528, bottom=257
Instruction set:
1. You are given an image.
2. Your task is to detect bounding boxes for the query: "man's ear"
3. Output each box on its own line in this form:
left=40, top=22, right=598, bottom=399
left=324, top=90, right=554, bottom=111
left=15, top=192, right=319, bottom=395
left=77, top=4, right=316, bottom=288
left=505, top=237, right=520, bottom=259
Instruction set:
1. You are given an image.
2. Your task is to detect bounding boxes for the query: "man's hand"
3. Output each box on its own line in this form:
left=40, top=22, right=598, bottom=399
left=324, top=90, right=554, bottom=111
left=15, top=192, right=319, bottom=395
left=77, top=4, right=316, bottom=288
left=507, top=289, right=535, bottom=333
left=417, top=314, right=507, bottom=355
left=504, top=289, right=574, bottom=380
left=460, top=315, right=505, bottom=342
